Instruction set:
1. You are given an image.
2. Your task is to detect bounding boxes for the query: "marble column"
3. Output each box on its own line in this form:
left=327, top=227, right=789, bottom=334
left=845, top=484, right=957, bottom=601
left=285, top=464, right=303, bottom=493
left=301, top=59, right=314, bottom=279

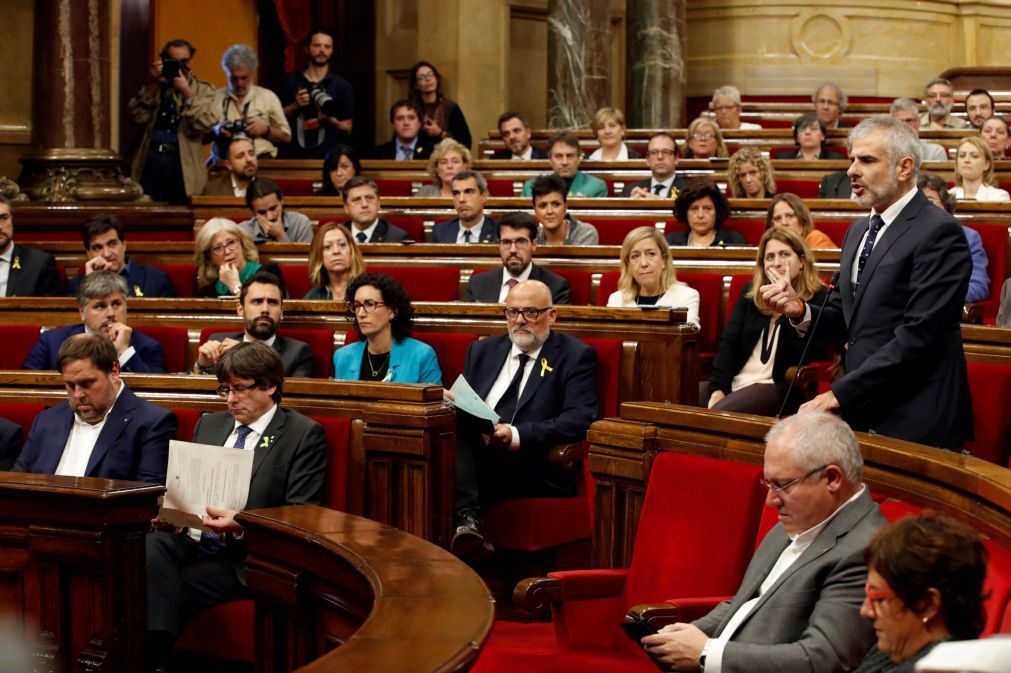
left=18, top=0, right=142, bottom=201
left=547, top=0, right=610, bottom=129
left=626, top=0, right=686, bottom=128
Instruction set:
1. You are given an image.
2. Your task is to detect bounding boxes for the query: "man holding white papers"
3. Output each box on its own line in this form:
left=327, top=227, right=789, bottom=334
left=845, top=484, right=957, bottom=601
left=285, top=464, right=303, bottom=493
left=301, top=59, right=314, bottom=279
left=451, top=280, right=598, bottom=558
left=146, top=342, right=326, bottom=673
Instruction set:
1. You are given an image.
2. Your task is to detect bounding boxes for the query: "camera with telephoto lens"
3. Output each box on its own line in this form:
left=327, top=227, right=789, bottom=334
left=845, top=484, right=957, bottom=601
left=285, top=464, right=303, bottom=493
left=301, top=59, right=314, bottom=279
left=161, top=57, right=181, bottom=81
left=219, top=118, right=247, bottom=136
left=307, top=83, right=340, bottom=117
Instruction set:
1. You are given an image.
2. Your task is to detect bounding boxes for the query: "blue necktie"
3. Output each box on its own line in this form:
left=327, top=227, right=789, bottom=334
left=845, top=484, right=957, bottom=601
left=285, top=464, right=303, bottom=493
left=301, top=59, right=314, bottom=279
left=199, top=425, right=253, bottom=554
left=400, top=144, right=412, bottom=160
left=855, top=214, right=885, bottom=290
left=463, top=229, right=472, bottom=243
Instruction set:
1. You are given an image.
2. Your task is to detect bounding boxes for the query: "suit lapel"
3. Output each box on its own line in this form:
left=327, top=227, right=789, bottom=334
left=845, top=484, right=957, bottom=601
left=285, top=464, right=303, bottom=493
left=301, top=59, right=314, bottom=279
left=851, top=199, right=917, bottom=314
left=838, top=218, right=866, bottom=318
left=479, top=216, right=497, bottom=243
left=40, top=405, right=76, bottom=474
left=85, top=385, right=136, bottom=476
left=6, top=244, right=26, bottom=296
left=513, top=332, right=558, bottom=416
left=251, top=407, right=287, bottom=479
left=373, top=220, right=389, bottom=242
left=475, top=337, right=512, bottom=399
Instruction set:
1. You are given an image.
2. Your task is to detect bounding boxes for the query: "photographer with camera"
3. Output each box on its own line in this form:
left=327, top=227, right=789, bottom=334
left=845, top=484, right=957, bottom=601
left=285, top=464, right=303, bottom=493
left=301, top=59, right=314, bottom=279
left=128, top=39, right=217, bottom=203
left=211, top=44, right=291, bottom=159
left=279, top=28, right=354, bottom=159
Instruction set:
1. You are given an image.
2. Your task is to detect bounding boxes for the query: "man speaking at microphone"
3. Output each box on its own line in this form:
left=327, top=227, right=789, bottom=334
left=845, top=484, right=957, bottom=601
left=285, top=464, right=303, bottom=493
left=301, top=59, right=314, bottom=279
left=761, top=115, right=972, bottom=449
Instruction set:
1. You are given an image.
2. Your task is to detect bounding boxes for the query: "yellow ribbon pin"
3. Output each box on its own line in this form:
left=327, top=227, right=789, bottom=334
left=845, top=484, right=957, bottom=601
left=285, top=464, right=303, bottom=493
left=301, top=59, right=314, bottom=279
left=540, top=357, right=553, bottom=377
left=259, top=435, right=273, bottom=449
left=134, top=285, right=144, bottom=297
left=12, top=256, right=20, bottom=270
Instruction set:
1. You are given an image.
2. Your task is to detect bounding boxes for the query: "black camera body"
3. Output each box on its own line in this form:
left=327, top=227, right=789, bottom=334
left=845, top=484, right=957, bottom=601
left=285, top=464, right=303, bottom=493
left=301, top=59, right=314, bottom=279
left=162, top=57, right=181, bottom=81
left=306, top=83, right=340, bottom=117
left=220, top=119, right=247, bottom=136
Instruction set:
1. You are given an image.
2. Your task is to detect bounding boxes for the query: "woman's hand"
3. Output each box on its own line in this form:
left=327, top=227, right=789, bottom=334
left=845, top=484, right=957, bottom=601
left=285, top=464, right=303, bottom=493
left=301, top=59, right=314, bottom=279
left=219, top=262, right=240, bottom=292
left=707, top=391, right=726, bottom=408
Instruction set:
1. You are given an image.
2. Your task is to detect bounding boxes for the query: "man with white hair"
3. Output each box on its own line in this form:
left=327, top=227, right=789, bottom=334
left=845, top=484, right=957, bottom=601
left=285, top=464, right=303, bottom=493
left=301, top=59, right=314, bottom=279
left=814, top=82, right=848, bottom=129
left=890, top=98, right=948, bottom=161
left=920, top=78, right=969, bottom=130
left=711, top=85, right=761, bottom=130
left=212, top=44, right=291, bottom=157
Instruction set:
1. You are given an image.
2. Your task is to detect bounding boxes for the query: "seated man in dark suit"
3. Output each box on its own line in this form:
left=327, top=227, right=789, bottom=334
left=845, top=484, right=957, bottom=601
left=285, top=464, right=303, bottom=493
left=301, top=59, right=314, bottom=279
left=67, top=214, right=176, bottom=297
left=642, top=411, right=886, bottom=673
left=0, top=194, right=61, bottom=297
left=491, top=111, right=547, bottom=160
left=622, top=132, right=689, bottom=199
left=465, top=212, right=571, bottom=304
left=0, top=416, right=23, bottom=471
left=23, top=271, right=166, bottom=372
left=342, top=176, right=408, bottom=243
left=194, top=271, right=313, bottom=377
left=451, top=280, right=598, bottom=556
left=818, top=170, right=851, bottom=198
left=14, top=333, right=176, bottom=482
left=430, top=170, right=498, bottom=243
left=370, top=99, right=437, bottom=160
left=200, top=136, right=258, bottom=197
left=147, top=342, right=327, bottom=672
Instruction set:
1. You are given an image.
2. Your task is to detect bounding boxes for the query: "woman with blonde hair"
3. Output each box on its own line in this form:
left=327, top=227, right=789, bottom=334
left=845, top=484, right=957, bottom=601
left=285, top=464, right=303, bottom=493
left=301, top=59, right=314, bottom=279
left=765, top=193, right=836, bottom=250
left=587, top=107, right=641, bottom=161
left=682, top=117, right=728, bottom=159
left=727, top=147, right=776, bottom=198
left=194, top=218, right=283, bottom=297
left=952, top=135, right=1010, bottom=202
left=305, top=221, right=365, bottom=300
left=607, top=226, right=700, bottom=327
left=703, top=227, right=826, bottom=415
left=416, top=138, right=471, bottom=197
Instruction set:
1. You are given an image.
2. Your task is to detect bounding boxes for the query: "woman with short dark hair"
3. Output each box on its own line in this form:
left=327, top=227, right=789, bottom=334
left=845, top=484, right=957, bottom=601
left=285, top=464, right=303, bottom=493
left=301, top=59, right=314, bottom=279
left=666, top=181, right=746, bottom=247
left=318, top=145, right=361, bottom=196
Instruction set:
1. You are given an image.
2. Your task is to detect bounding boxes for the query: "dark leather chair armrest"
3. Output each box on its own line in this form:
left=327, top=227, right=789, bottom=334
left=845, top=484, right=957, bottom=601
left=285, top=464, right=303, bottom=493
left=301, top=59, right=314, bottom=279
left=626, top=603, right=681, bottom=631
left=963, top=302, right=983, bottom=324
left=513, top=576, right=561, bottom=619
left=548, top=442, right=586, bottom=472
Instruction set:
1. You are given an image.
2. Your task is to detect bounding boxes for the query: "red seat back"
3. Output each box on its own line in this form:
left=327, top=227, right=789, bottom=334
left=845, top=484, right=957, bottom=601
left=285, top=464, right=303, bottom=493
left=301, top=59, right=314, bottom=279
left=815, top=220, right=854, bottom=248
left=278, top=264, right=313, bottom=300
left=384, top=215, right=426, bottom=242
left=580, top=218, right=661, bottom=246
left=486, top=179, right=515, bottom=197
left=727, top=274, right=752, bottom=321
left=0, top=402, right=45, bottom=442
left=273, top=178, right=315, bottom=196
left=580, top=338, right=622, bottom=418
left=309, top=415, right=353, bottom=511
left=135, top=326, right=190, bottom=373
left=982, top=539, right=1011, bottom=636
left=551, top=269, right=592, bottom=305
left=597, top=271, right=619, bottom=306
left=964, top=362, right=1011, bottom=466
left=775, top=179, right=820, bottom=199
left=280, top=328, right=335, bottom=378
left=368, top=266, right=460, bottom=301
left=156, top=264, right=197, bottom=298
left=1, top=325, right=41, bottom=370
left=167, top=407, right=203, bottom=443
left=375, top=178, right=413, bottom=197
left=963, top=222, right=1009, bottom=322
left=677, top=273, right=725, bottom=355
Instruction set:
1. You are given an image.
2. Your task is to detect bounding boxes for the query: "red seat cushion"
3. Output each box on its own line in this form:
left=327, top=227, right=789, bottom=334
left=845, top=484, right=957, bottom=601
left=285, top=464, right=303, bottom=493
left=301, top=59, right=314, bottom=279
left=487, top=179, right=515, bottom=197
left=368, top=266, right=460, bottom=301
left=135, top=326, right=190, bottom=373
left=964, top=362, right=1011, bottom=466
left=278, top=264, right=313, bottom=301
left=375, top=178, right=413, bottom=197
left=552, top=269, right=592, bottom=305
left=2, top=325, right=41, bottom=370
left=272, top=177, right=315, bottom=196
left=175, top=600, right=253, bottom=663
left=156, top=264, right=197, bottom=298
left=775, top=178, right=820, bottom=199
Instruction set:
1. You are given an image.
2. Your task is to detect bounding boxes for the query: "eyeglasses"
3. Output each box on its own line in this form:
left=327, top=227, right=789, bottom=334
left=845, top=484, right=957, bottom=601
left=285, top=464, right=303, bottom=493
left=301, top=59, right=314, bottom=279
left=216, top=383, right=260, bottom=398
left=500, top=238, right=531, bottom=249
left=863, top=583, right=897, bottom=612
left=211, top=238, right=239, bottom=255
left=759, top=465, right=828, bottom=494
left=350, top=299, right=386, bottom=314
left=504, top=307, right=551, bottom=321
left=647, top=149, right=677, bottom=158
left=416, top=71, right=436, bottom=81
left=691, top=132, right=716, bottom=141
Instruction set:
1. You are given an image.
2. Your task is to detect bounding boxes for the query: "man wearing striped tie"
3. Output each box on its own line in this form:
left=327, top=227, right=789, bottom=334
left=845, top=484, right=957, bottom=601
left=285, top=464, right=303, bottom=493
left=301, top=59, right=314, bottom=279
left=146, top=342, right=326, bottom=672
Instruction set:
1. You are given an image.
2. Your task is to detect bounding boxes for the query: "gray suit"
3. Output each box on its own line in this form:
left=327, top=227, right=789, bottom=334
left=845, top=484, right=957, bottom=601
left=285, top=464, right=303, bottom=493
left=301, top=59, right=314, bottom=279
left=693, top=489, right=886, bottom=673
left=206, top=333, right=314, bottom=378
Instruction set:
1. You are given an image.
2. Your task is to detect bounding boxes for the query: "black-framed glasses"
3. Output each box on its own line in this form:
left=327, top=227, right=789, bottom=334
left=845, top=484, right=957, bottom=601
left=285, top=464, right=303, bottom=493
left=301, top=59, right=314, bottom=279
left=504, top=307, right=551, bottom=321
left=216, top=383, right=259, bottom=398
left=759, top=465, right=828, bottom=495
left=499, top=237, right=531, bottom=249
left=350, top=299, right=386, bottom=314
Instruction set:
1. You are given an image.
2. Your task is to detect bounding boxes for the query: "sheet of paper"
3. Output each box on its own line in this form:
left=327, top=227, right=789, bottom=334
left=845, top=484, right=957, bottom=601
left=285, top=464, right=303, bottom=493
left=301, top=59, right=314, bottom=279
left=159, top=440, right=254, bottom=529
left=450, top=375, right=501, bottom=423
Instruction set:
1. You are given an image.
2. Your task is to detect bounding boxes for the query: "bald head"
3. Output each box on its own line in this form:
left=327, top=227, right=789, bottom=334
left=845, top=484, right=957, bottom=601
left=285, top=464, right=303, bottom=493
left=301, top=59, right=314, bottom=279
left=505, top=280, right=556, bottom=352
left=508, top=279, right=552, bottom=307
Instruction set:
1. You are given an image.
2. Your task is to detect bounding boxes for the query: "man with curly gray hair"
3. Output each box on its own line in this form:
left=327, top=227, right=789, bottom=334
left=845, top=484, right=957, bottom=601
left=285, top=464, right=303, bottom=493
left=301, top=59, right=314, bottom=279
left=211, top=43, right=291, bottom=158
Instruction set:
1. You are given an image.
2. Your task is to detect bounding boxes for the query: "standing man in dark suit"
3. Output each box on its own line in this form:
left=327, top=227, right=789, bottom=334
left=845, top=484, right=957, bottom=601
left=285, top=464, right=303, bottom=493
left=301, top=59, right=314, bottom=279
left=622, top=132, right=689, bottom=198
left=452, top=280, right=597, bottom=556
left=763, top=116, right=973, bottom=449
left=146, top=342, right=327, bottom=672
left=465, top=212, right=571, bottom=304
left=643, top=412, right=886, bottom=673
left=23, top=272, right=166, bottom=372
left=67, top=214, right=176, bottom=297
left=341, top=176, right=408, bottom=243
left=370, top=99, right=437, bottom=160
left=14, top=333, right=176, bottom=482
left=491, top=111, right=547, bottom=160
left=0, top=195, right=61, bottom=297
left=194, top=271, right=314, bottom=377
left=430, top=170, right=498, bottom=243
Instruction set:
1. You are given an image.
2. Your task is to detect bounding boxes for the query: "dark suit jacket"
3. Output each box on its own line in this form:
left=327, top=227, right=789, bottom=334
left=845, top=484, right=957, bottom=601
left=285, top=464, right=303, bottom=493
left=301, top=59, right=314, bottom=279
left=491, top=146, right=548, bottom=160
left=462, top=331, right=597, bottom=493
left=621, top=175, right=689, bottom=198
left=200, top=173, right=241, bottom=197
left=465, top=263, right=571, bottom=304
left=430, top=215, right=498, bottom=244
left=205, top=333, right=313, bottom=378
left=370, top=135, right=437, bottom=161
left=693, top=489, right=887, bottom=673
left=0, top=417, right=22, bottom=471
left=665, top=229, right=748, bottom=247
left=67, top=258, right=176, bottom=298
left=779, top=148, right=847, bottom=160
left=819, top=171, right=852, bottom=199
left=22, top=323, right=166, bottom=373
left=812, top=189, right=973, bottom=448
left=13, top=385, right=176, bottom=483
left=4, top=244, right=61, bottom=296
left=349, top=218, right=409, bottom=243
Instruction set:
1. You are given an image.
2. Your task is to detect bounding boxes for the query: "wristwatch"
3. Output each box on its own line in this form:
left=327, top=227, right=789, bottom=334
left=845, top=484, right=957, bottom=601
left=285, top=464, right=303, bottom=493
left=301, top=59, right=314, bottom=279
left=698, top=638, right=712, bottom=672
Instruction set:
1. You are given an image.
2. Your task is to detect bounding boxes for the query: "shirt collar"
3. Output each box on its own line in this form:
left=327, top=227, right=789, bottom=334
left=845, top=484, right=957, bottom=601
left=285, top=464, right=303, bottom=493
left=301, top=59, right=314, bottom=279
left=244, top=333, right=277, bottom=348
left=509, top=340, right=545, bottom=362
left=0, top=242, right=12, bottom=261
left=788, top=484, right=866, bottom=542
left=872, top=185, right=918, bottom=226
left=233, top=402, right=277, bottom=438
left=503, top=262, right=533, bottom=284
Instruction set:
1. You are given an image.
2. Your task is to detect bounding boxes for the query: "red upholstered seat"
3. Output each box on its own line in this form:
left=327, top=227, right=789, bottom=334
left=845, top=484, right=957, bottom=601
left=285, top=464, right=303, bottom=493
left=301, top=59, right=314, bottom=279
left=964, top=362, right=1011, bottom=466
left=375, top=178, right=413, bottom=197
left=156, top=264, right=197, bottom=298
left=277, top=264, right=312, bottom=301
left=2, top=324, right=41, bottom=370
left=487, top=179, right=516, bottom=197
left=280, top=328, right=335, bottom=378
left=136, top=326, right=190, bottom=373
left=579, top=218, right=661, bottom=246
left=0, top=402, right=45, bottom=441
left=775, top=178, right=820, bottom=199
left=677, top=272, right=725, bottom=358
left=596, top=271, right=618, bottom=307
left=311, top=415, right=353, bottom=511
left=384, top=215, right=426, bottom=242
left=368, top=266, right=460, bottom=301
left=963, top=222, right=1008, bottom=323
left=272, top=177, right=315, bottom=196
left=474, top=452, right=766, bottom=672
left=551, top=269, right=592, bottom=305
left=815, top=220, right=854, bottom=248
left=167, top=407, right=202, bottom=444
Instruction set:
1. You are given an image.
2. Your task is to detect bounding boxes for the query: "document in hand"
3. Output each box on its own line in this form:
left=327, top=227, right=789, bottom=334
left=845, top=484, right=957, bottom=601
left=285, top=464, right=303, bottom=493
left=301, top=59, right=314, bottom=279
left=159, top=440, right=254, bottom=530
left=449, top=374, right=501, bottom=424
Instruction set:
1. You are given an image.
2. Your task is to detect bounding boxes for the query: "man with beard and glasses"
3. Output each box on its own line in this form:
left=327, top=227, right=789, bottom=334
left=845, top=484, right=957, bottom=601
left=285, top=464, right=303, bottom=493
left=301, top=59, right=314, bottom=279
left=450, top=279, right=598, bottom=557
left=23, top=271, right=165, bottom=372
left=920, top=78, right=969, bottom=130
left=279, top=28, right=353, bottom=159
left=761, top=115, right=973, bottom=449
left=193, top=271, right=313, bottom=377
left=491, top=111, right=547, bottom=160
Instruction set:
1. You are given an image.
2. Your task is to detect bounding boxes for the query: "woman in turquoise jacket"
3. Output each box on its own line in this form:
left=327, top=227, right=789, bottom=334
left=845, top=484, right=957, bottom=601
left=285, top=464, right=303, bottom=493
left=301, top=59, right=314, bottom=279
left=333, top=273, right=442, bottom=384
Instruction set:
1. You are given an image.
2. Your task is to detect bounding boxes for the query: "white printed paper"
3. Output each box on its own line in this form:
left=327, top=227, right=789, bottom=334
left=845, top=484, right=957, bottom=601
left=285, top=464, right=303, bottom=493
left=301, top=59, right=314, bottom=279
left=159, top=440, right=254, bottom=530
left=450, top=375, right=501, bottom=423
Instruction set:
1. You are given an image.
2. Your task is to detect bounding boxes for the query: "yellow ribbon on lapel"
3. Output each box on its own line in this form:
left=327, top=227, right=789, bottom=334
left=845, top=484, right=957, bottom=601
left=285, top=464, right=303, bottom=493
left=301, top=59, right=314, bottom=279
left=134, top=285, right=144, bottom=297
left=539, top=357, right=553, bottom=377
left=12, top=256, right=20, bottom=270
left=259, top=435, right=273, bottom=449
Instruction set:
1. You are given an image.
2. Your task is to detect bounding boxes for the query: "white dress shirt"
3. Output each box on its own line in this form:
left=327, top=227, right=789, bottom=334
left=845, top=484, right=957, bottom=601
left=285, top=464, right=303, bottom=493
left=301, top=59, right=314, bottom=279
left=496, top=264, right=534, bottom=303
left=511, top=146, right=534, bottom=161
left=55, top=382, right=126, bottom=477
left=483, top=342, right=544, bottom=448
left=224, top=403, right=278, bottom=451
left=351, top=219, right=379, bottom=243
left=456, top=219, right=484, bottom=244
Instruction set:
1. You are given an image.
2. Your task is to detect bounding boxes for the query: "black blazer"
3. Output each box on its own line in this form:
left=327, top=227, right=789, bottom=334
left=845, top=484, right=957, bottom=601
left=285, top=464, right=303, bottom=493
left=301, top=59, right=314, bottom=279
left=357, top=218, right=409, bottom=243
left=819, top=171, right=852, bottom=199
left=621, top=175, right=690, bottom=198
left=4, top=244, right=61, bottom=296
left=0, top=417, right=22, bottom=471
left=465, top=263, right=571, bottom=304
left=205, top=333, right=314, bottom=378
left=665, top=229, right=748, bottom=247
left=779, top=148, right=847, bottom=160
left=812, top=189, right=973, bottom=448
left=491, top=146, right=548, bottom=160
left=708, top=284, right=829, bottom=412
left=370, top=135, right=437, bottom=161
left=430, top=215, right=498, bottom=243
